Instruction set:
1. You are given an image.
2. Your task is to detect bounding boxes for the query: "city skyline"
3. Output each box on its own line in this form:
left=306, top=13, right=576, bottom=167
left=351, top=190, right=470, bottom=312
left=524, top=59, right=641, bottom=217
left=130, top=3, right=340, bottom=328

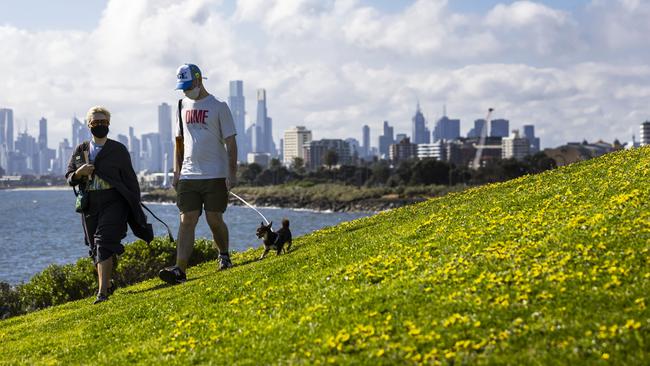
left=1, top=97, right=646, bottom=176
left=0, top=91, right=560, bottom=153
left=0, top=1, right=648, bottom=151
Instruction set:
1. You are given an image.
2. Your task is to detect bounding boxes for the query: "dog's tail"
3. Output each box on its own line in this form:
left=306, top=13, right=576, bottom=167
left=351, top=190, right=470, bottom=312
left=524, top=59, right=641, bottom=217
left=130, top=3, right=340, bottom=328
left=282, top=218, right=290, bottom=228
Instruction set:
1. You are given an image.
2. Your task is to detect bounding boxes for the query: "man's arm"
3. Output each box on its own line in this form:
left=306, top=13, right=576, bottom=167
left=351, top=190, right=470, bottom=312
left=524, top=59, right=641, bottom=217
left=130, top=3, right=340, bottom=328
left=173, top=136, right=184, bottom=189
left=224, top=135, right=237, bottom=190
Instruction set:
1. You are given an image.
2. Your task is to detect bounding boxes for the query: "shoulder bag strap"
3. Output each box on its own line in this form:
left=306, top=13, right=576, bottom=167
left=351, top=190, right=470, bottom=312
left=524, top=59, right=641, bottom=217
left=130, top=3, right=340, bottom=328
left=177, top=99, right=184, bottom=139
left=73, top=142, right=91, bottom=196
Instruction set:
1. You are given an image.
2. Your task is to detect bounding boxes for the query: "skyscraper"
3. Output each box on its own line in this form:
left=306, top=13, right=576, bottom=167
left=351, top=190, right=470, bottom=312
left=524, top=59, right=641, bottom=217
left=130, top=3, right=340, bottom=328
left=71, top=116, right=90, bottom=147
left=256, top=89, right=268, bottom=152
left=158, top=103, right=172, bottom=172
left=251, top=123, right=263, bottom=153
left=72, top=117, right=80, bottom=147
left=245, top=124, right=255, bottom=154
left=116, top=134, right=129, bottom=147
left=522, top=124, right=540, bottom=153
left=267, top=116, right=276, bottom=156
left=490, top=119, right=509, bottom=138
left=467, top=119, right=486, bottom=138
left=38, top=117, right=47, bottom=150
left=412, top=103, right=430, bottom=144
left=433, top=116, right=460, bottom=141
left=378, top=121, right=394, bottom=158
left=255, top=88, right=276, bottom=155
left=229, top=80, right=247, bottom=161
left=142, top=133, right=161, bottom=172
left=58, top=139, right=73, bottom=174
left=129, top=127, right=141, bottom=172
left=346, top=138, right=360, bottom=158
left=36, top=117, right=55, bottom=175
left=0, top=108, right=14, bottom=151
left=362, top=125, right=370, bottom=158
left=0, top=110, right=5, bottom=148
left=283, top=126, right=312, bottom=166
left=14, top=131, right=37, bottom=174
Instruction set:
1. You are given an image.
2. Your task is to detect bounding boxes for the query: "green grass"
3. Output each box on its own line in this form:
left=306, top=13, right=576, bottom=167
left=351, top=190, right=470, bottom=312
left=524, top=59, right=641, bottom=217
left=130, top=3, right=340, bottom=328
left=1, top=148, right=649, bottom=365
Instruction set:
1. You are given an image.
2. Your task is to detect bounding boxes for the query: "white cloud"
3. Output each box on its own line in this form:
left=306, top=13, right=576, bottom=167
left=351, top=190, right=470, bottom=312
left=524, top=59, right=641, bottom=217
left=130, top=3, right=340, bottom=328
left=0, top=0, right=648, bottom=156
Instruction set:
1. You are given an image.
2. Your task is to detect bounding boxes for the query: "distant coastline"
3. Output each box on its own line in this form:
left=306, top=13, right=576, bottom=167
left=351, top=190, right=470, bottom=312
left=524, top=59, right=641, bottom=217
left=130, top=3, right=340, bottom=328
left=1, top=186, right=69, bottom=191
left=142, top=184, right=466, bottom=212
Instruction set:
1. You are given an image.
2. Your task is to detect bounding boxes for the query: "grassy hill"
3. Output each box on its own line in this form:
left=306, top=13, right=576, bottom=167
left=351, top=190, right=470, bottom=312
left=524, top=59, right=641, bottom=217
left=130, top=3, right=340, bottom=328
left=1, top=147, right=649, bottom=365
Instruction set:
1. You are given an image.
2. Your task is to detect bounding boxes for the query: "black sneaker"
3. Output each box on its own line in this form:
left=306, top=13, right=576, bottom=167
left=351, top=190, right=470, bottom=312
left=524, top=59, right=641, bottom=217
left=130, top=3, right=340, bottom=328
left=219, top=255, right=233, bottom=270
left=93, top=293, right=109, bottom=304
left=158, top=266, right=186, bottom=284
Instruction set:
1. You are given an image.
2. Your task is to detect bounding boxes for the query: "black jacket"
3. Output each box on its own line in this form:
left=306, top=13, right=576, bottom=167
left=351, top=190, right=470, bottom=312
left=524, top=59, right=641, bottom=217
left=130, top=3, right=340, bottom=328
left=65, top=139, right=154, bottom=243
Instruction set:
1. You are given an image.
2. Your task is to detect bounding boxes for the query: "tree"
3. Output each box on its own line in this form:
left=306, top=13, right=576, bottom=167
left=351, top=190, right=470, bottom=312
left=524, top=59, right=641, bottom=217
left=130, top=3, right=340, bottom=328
left=523, top=152, right=556, bottom=174
left=367, top=160, right=390, bottom=186
left=269, top=158, right=282, bottom=170
left=352, top=166, right=371, bottom=187
left=238, top=163, right=263, bottom=185
left=394, top=159, right=416, bottom=184
left=323, top=150, right=339, bottom=170
left=0, top=165, right=4, bottom=177
left=291, top=157, right=305, bottom=174
left=409, top=158, right=450, bottom=185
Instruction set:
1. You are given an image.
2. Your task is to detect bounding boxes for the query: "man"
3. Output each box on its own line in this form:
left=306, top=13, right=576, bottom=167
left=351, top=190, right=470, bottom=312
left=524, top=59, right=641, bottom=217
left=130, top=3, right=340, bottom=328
left=159, top=63, right=238, bottom=284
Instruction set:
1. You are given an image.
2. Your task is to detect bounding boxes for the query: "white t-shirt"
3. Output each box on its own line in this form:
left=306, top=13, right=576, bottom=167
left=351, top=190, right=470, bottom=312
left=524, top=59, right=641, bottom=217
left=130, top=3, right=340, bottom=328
left=176, top=95, right=236, bottom=179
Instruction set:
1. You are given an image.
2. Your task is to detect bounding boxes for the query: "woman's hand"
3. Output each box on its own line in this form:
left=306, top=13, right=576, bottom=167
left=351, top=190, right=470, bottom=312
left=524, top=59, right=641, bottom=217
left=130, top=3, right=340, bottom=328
left=75, top=163, right=95, bottom=179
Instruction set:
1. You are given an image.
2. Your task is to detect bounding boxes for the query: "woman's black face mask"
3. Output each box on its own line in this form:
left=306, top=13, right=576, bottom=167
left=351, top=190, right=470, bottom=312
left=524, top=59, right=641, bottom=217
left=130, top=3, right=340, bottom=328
left=91, top=125, right=109, bottom=138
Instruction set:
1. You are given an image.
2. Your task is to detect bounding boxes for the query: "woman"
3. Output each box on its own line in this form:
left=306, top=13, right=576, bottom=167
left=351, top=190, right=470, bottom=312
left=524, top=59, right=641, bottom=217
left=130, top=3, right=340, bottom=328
left=66, top=106, right=153, bottom=304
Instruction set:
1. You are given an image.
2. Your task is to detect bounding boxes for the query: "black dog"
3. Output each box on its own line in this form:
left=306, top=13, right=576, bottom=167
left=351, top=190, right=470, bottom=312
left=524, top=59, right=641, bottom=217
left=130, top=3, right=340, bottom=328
left=256, top=219, right=292, bottom=259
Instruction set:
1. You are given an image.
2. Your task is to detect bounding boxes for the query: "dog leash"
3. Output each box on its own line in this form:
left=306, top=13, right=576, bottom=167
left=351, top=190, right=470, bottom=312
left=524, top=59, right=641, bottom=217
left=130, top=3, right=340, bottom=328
left=229, top=191, right=271, bottom=226
left=141, top=203, right=175, bottom=243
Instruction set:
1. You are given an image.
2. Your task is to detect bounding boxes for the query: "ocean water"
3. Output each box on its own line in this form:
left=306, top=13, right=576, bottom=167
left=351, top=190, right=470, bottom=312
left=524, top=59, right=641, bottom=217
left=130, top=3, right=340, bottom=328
left=0, top=188, right=370, bottom=284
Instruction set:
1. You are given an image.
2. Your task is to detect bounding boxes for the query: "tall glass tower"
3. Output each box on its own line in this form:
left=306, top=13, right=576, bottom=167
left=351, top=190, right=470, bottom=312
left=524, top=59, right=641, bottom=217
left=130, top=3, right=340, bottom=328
left=229, top=80, right=246, bottom=161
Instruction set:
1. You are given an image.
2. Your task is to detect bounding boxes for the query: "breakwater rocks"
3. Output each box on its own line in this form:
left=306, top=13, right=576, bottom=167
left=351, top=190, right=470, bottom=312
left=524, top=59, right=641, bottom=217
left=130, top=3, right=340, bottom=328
left=141, top=191, right=426, bottom=212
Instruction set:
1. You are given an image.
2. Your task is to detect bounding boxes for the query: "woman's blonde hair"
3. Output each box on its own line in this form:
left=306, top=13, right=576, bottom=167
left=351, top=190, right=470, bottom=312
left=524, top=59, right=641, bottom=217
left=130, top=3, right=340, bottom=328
left=86, top=106, right=111, bottom=124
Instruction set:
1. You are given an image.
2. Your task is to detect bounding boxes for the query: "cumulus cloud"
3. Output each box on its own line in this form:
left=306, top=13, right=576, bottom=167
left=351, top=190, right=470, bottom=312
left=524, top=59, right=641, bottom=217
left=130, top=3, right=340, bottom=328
left=0, top=0, right=648, bottom=152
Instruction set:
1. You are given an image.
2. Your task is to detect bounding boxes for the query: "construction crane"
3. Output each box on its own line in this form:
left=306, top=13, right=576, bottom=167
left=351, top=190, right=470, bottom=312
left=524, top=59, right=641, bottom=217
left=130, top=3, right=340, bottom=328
left=472, top=108, right=494, bottom=169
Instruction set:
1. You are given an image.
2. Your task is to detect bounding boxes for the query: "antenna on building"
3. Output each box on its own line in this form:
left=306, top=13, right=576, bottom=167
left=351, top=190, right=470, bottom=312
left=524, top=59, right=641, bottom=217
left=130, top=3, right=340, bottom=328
left=442, top=104, right=447, bottom=117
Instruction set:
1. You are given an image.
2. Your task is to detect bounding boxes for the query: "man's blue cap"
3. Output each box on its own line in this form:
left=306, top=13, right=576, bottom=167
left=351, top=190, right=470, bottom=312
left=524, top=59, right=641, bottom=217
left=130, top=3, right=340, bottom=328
left=175, top=64, right=203, bottom=90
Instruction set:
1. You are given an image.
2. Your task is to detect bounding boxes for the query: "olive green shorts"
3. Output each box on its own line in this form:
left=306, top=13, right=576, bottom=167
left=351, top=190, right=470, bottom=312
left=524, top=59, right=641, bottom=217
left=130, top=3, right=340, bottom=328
left=176, top=178, right=228, bottom=213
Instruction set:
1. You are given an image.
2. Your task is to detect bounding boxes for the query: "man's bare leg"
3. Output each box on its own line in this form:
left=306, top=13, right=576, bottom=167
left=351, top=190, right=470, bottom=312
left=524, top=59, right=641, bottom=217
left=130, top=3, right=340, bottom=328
left=176, top=210, right=200, bottom=272
left=206, top=211, right=229, bottom=253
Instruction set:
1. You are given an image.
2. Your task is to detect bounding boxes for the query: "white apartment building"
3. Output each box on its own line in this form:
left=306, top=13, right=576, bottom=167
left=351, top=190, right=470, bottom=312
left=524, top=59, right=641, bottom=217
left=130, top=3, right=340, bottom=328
left=640, top=121, right=650, bottom=146
left=502, top=129, right=530, bottom=161
left=417, top=141, right=446, bottom=161
left=283, top=126, right=312, bottom=166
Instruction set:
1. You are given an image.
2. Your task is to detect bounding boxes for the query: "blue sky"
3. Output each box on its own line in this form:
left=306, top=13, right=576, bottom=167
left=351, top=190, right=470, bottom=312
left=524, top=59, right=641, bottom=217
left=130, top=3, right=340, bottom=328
left=0, top=0, right=648, bottom=150
left=0, top=0, right=589, bottom=31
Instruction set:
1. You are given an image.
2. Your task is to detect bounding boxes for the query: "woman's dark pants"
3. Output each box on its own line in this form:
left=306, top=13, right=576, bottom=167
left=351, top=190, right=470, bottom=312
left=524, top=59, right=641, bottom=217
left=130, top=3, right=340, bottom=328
left=82, top=189, right=128, bottom=264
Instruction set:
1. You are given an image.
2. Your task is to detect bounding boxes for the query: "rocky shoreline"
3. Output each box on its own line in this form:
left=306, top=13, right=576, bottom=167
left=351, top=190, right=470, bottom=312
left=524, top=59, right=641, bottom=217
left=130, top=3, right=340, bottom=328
left=141, top=191, right=427, bottom=212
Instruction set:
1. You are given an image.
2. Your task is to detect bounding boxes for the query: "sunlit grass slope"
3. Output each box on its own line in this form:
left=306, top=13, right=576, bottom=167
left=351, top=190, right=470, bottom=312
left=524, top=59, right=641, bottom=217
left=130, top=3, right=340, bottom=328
left=1, top=147, right=649, bottom=365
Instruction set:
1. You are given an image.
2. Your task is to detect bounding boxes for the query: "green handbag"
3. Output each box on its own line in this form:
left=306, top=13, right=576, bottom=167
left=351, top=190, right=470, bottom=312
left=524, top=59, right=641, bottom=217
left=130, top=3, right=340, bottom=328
left=74, top=185, right=88, bottom=213
left=74, top=144, right=90, bottom=213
